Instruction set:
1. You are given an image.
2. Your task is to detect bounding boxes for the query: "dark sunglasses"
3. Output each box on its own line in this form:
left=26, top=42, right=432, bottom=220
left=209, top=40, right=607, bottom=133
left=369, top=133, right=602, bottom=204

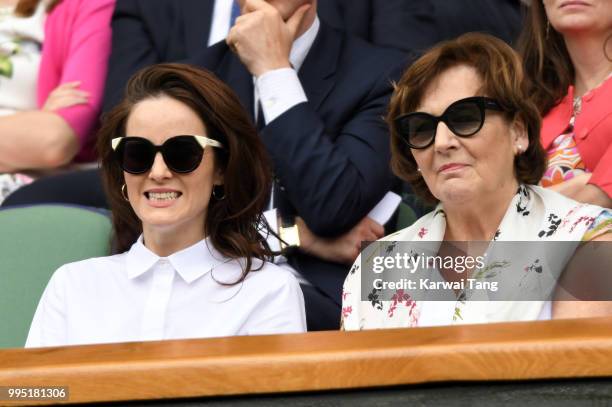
left=111, top=135, right=223, bottom=174
left=393, top=96, right=504, bottom=149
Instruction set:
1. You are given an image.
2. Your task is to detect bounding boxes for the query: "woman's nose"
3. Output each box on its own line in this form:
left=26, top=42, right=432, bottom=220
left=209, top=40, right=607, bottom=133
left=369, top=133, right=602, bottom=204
left=148, top=152, right=172, bottom=180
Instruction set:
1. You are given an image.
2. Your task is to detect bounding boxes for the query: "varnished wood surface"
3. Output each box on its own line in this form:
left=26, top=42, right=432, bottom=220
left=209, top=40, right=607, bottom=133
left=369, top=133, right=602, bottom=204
left=2, top=317, right=612, bottom=405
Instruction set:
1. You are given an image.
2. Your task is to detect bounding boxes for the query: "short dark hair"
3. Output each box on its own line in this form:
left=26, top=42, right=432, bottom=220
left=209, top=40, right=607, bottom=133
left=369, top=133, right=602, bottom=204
left=97, top=63, right=274, bottom=280
left=387, top=33, right=547, bottom=203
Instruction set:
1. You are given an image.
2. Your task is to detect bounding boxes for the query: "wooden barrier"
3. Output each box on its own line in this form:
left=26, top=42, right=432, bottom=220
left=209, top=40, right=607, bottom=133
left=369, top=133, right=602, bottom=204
left=2, top=316, right=612, bottom=405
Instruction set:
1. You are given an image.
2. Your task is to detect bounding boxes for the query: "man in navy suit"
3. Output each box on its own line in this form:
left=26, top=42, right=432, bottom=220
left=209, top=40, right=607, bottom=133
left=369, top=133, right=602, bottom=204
left=187, top=0, right=405, bottom=330
left=101, top=0, right=412, bottom=112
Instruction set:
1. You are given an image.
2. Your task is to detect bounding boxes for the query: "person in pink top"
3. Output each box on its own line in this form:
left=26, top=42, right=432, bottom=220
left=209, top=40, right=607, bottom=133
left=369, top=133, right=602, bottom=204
left=518, top=0, right=612, bottom=208
left=0, top=0, right=113, bottom=201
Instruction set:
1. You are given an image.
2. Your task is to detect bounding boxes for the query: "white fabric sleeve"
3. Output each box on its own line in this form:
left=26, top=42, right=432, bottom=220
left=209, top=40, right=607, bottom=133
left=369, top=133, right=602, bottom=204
left=341, top=255, right=361, bottom=331
left=25, top=266, right=68, bottom=348
left=256, top=67, right=308, bottom=124
left=245, top=268, right=307, bottom=335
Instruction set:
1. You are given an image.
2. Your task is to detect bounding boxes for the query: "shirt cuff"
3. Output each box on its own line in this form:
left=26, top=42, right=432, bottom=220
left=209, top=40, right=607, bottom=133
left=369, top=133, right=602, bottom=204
left=262, top=208, right=288, bottom=264
left=256, top=68, right=308, bottom=124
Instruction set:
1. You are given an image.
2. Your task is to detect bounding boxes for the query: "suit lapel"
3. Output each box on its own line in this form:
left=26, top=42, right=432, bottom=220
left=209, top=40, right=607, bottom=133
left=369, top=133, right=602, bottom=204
left=183, top=0, right=215, bottom=58
left=298, top=22, right=341, bottom=112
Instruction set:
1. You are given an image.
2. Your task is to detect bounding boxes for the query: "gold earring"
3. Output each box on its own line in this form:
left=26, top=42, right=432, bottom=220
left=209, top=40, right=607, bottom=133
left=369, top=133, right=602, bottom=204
left=121, top=184, right=129, bottom=201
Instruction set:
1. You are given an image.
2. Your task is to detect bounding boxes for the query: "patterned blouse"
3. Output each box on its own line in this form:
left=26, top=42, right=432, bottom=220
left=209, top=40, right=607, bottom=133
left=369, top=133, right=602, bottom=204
left=341, top=185, right=612, bottom=330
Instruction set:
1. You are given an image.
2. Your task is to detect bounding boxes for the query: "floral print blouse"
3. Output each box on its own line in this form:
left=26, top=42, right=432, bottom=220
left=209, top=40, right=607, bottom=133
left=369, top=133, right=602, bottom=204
left=341, top=185, right=612, bottom=330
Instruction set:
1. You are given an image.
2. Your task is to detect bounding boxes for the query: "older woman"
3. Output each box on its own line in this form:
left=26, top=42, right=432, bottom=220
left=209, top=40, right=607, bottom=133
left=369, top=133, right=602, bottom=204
left=26, top=64, right=306, bottom=347
left=342, top=33, right=612, bottom=330
left=518, top=0, right=612, bottom=208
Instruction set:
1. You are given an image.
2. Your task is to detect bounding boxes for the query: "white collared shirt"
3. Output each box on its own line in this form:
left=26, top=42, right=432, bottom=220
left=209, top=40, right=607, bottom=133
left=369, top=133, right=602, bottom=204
left=25, top=237, right=306, bottom=348
left=208, top=0, right=234, bottom=46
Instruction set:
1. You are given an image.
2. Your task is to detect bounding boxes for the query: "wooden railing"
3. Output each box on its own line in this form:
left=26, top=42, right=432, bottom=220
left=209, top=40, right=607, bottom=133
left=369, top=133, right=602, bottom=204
left=2, top=317, right=612, bottom=405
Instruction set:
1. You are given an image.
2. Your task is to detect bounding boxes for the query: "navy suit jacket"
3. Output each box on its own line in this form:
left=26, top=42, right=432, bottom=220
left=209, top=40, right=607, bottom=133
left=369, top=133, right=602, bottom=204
left=103, top=0, right=216, bottom=112
left=320, top=0, right=522, bottom=52
left=103, top=0, right=413, bottom=112
left=187, top=22, right=406, bottom=304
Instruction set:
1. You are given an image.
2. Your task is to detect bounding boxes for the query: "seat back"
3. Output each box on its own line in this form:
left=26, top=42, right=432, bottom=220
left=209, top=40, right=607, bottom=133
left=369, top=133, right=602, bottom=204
left=0, top=205, right=111, bottom=348
left=396, top=201, right=417, bottom=230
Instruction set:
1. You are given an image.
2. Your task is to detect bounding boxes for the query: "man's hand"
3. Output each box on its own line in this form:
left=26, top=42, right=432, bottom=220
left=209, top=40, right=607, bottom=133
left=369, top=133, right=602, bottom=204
left=226, top=0, right=310, bottom=77
left=298, top=216, right=385, bottom=264
left=42, top=82, right=90, bottom=112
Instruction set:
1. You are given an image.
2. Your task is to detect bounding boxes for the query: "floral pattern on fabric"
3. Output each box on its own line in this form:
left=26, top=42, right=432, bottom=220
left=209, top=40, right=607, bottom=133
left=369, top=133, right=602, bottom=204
left=341, top=185, right=611, bottom=331
left=0, top=173, right=33, bottom=203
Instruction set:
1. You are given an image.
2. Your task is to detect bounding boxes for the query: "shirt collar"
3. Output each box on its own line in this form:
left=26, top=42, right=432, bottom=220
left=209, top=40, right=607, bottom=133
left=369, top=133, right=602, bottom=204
left=125, top=236, right=228, bottom=284
left=289, top=16, right=319, bottom=72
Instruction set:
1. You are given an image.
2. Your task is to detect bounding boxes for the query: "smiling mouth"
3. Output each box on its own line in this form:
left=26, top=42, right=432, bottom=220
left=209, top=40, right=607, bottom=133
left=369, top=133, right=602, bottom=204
left=145, top=191, right=182, bottom=201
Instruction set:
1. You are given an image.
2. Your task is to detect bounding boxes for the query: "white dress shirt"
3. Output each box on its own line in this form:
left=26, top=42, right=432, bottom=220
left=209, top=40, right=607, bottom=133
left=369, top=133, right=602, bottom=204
left=26, top=236, right=306, bottom=348
left=208, top=0, right=234, bottom=46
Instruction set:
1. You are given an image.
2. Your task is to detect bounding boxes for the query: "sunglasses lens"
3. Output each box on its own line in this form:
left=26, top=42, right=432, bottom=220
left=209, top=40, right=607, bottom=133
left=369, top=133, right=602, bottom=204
left=398, top=114, right=436, bottom=148
left=446, top=101, right=483, bottom=136
left=163, top=136, right=204, bottom=173
left=120, top=138, right=154, bottom=174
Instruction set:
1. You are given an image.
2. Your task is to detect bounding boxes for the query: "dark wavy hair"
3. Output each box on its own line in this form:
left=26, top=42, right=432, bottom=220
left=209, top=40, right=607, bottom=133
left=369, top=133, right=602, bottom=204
left=388, top=33, right=547, bottom=204
left=516, top=0, right=574, bottom=115
left=97, top=63, right=274, bottom=281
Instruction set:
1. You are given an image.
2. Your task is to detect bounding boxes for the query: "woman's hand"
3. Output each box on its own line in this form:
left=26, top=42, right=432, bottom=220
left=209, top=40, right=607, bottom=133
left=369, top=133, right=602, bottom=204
left=42, top=81, right=90, bottom=112
left=297, top=216, right=385, bottom=264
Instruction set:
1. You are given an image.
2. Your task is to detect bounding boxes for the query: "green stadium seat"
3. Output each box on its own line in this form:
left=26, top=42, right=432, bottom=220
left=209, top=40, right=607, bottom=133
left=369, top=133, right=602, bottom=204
left=0, top=205, right=111, bottom=348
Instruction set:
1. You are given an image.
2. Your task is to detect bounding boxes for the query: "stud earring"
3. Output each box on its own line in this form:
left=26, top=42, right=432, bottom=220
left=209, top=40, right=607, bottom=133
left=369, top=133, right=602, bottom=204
left=212, top=185, right=226, bottom=200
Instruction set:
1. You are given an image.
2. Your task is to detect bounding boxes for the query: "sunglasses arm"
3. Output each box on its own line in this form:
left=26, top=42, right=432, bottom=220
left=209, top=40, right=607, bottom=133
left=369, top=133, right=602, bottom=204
left=111, top=137, right=122, bottom=151
left=194, top=135, right=223, bottom=149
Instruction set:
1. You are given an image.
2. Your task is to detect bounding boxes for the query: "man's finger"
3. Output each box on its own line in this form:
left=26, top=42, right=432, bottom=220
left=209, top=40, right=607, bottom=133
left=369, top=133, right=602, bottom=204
left=242, top=0, right=272, bottom=14
left=226, top=29, right=238, bottom=52
left=286, top=4, right=311, bottom=39
left=365, top=217, right=385, bottom=237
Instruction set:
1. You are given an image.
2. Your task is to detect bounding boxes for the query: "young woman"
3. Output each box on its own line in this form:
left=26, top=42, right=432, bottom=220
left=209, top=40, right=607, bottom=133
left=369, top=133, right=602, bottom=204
left=26, top=64, right=306, bottom=347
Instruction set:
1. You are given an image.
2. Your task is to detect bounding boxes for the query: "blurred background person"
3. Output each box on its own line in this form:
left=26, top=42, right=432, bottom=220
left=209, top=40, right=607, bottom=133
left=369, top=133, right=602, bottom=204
left=342, top=34, right=612, bottom=330
left=0, top=0, right=113, bottom=203
left=26, top=63, right=305, bottom=348
left=518, top=0, right=612, bottom=208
